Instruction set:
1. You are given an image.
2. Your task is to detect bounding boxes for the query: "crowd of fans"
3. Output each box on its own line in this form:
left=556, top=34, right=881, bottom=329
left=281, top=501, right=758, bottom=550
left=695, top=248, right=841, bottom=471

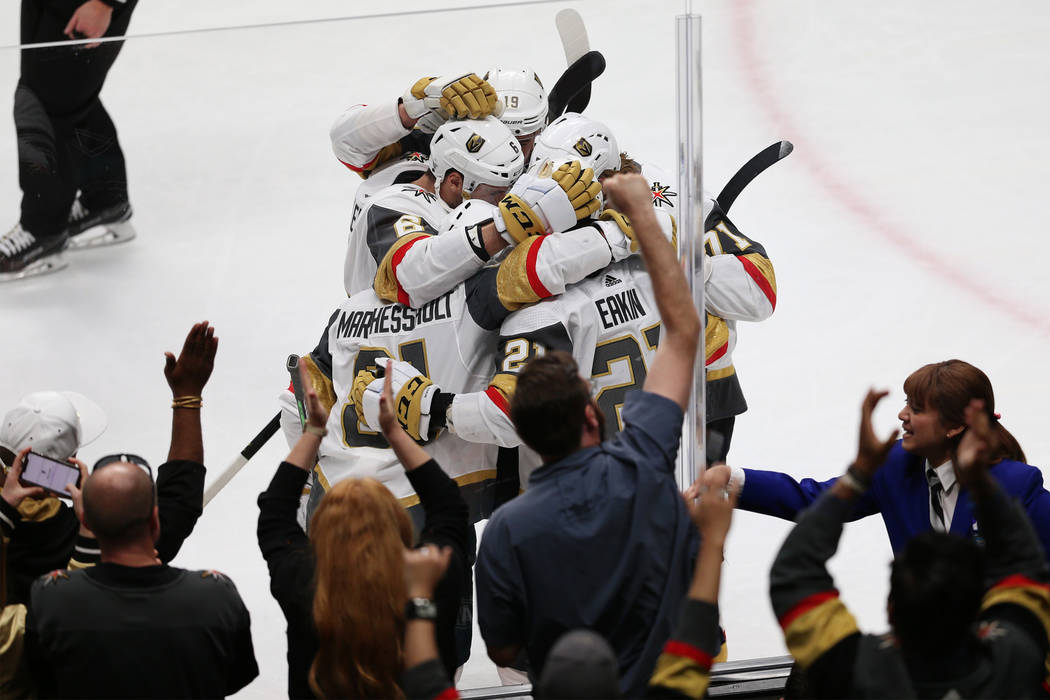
left=1, top=180, right=1049, bottom=699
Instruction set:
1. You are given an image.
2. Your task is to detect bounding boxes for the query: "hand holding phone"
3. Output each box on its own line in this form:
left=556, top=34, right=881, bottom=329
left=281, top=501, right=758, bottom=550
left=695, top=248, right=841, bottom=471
left=2, top=448, right=47, bottom=508
left=21, top=450, right=83, bottom=499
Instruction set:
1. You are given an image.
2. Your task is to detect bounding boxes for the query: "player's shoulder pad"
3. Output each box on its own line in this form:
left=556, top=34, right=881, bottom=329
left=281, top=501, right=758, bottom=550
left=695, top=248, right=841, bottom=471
left=368, top=182, right=443, bottom=215
left=500, top=298, right=578, bottom=344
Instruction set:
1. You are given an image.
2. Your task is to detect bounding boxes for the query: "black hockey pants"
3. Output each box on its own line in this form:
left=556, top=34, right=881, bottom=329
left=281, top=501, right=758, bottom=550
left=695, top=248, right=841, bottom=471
left=16, top=0, right=137, bottom=239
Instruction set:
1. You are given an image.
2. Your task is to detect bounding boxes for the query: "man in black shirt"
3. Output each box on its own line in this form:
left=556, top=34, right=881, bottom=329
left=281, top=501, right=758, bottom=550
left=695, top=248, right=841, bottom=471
left=25, top=458, right=258, bottom=698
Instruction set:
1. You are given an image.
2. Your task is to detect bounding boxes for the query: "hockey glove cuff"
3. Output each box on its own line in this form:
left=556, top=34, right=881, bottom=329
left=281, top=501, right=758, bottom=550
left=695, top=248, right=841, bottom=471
left=355, top=360, right=440, bottom=442
left=496, top=193, right=547, bottom=244
left=350, top=369, right=379, bottom=428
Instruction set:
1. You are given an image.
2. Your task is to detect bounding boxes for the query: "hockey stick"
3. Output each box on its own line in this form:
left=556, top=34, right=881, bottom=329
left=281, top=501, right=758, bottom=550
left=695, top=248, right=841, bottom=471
left=555, top=8, right=594, bottom=115
left=546, top=51, right=606, bottom=124
left=203, top=412, right=280, bottom=506
left=202, top=354, right=304, bottom=506
left=556, top=8, right=589, bottom=65
left=287, top=354, right=307, bottom=428
left=714, top=140, right=794, bottom=218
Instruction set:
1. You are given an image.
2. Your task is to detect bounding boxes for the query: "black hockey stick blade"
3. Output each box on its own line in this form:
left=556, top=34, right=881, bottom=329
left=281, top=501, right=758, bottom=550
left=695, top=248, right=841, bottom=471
left=565, top=83, right=593, bottom=116
left=243, top=412, right=281, bottom=461
left=547, top=50, right=606, bottom=124
left=714, top=140, right=793, bottom=216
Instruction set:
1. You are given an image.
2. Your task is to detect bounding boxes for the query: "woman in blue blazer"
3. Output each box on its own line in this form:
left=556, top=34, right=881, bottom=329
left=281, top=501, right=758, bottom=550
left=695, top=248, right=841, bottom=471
left=725, top=360, right=1050, bottom=555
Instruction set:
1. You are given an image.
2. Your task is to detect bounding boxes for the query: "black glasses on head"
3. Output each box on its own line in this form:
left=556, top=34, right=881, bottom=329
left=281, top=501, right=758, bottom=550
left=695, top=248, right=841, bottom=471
left=92, top=453, right=152, bottom=477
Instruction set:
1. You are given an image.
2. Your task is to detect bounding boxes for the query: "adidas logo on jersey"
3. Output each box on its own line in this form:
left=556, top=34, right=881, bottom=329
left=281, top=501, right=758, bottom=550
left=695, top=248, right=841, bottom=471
left=603, top=274, right=622, bottom=287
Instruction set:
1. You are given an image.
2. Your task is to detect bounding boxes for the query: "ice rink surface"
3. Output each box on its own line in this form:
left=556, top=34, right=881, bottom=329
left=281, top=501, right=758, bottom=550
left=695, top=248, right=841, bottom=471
left=2, top=0, right=1049, bottom=694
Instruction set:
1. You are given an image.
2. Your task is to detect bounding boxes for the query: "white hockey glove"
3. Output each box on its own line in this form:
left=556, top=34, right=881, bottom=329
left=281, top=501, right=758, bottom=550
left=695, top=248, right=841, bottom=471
left=495, top=161, right=602, bottom=243
left=402, top=74, right=503, bottom=121
left=350, top=360, right=439, bottom=442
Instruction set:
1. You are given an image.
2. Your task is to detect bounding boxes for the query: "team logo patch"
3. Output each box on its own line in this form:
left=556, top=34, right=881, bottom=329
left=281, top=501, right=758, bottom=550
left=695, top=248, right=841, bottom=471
left=573, top=138, right=593, bottom=157
left=405, top=151, right=427, bottom=163
left=465, top=133, right=486, bottom=153
left=651, top=182, right=678, bottom=208
left=41, top=570, right=70, bottom=586
left=412, top=188, right=437, bottom=204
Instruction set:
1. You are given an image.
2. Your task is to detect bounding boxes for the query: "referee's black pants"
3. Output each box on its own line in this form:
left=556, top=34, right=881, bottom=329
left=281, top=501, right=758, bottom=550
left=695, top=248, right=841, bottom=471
left=16, top=0, right=137, bottom=239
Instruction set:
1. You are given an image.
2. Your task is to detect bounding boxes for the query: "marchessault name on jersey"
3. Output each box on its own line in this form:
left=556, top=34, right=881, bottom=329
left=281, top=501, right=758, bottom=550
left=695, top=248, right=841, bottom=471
left=335, top=292, right=455, bottom=339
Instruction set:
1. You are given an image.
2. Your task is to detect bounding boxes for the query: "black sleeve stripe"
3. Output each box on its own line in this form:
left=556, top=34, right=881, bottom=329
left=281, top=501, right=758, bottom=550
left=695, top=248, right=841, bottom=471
left=401, top=130, right=432, bottom=155
left=464, top=267, right=512, bottom=331
left=309, top=308, right=339, bottom=378
left=364, top=203, right=439, bottom=266
left=710, top=215, right=769, bottom=258
left=499, top=322, right=574, bottom=355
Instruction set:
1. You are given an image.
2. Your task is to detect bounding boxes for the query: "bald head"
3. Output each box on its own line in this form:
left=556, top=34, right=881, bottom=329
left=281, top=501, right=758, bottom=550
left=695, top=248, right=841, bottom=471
left=82, top=462, right=156, bottom=547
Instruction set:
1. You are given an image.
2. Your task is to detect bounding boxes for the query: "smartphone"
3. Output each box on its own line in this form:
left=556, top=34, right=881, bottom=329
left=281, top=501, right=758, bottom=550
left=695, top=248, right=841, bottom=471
left=21, top=451, right=81, bottom=498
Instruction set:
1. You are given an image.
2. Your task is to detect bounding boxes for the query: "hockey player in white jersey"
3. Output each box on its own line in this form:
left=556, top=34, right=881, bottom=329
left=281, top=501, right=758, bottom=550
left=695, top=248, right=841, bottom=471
left=342, top=113, right=614, bottom=311
left=343, top=115, right=524, bottom=300
left=530, top=111, right=777, bottom=461
left=355, top=115, right=777, bottom=470
left=301, top=266, right=513, bottom=525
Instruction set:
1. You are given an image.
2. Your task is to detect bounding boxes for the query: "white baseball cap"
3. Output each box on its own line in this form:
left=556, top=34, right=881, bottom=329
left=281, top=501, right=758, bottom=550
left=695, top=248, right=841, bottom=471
left=0, top=391, right=107, bottom=463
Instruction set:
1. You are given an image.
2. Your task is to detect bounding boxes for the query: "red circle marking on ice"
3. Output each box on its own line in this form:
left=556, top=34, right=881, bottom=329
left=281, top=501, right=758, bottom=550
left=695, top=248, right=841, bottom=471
left=728, top=1, right=1050, bottom=335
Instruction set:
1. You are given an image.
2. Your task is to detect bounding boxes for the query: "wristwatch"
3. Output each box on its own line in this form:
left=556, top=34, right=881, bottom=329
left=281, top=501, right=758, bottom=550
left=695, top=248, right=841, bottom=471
left=405, top=597, right=438, bottom=621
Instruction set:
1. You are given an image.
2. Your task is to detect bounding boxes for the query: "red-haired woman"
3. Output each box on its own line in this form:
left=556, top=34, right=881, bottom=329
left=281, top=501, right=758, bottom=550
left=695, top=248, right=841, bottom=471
left=258, top=362, right=468, bottom=698
left=719, top=359, right=1050, bottom=555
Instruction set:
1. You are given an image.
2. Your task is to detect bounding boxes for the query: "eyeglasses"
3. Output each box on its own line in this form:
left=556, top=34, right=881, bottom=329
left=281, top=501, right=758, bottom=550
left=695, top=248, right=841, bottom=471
left=92, top=453, right=152, bottom=477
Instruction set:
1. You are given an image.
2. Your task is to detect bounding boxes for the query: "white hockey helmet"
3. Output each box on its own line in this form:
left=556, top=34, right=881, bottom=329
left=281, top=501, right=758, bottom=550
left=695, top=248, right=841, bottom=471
left=428, top=116, right=525, bottom=196
left=529, top=112, right=621, bottom=176
left=484, top=67, right=548, bottom=136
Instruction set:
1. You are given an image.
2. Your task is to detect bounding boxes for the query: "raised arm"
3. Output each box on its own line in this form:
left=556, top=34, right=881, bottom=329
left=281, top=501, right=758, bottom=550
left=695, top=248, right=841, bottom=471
left=257, top=363, right=328, bottom=610
left=955, top=401, right=1050, bottom=644
left=375, top=162, right=602, bottom=308
left=647, top=469, right=738, bottom=699
left=603, top=174, right=700, bottom=409
left=331, top=74, right=498, bottom=176
left=401, top=546, right=460, bottom=700
left=769, top=390, right=897, bottom=695
left=155, top=321, right=217, bottom=562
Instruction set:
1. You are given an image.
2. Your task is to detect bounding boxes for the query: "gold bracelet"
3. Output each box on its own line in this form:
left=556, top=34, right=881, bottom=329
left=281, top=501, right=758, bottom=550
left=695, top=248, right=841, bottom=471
left=172, top=396, right=203, bottom=409
left=304, top=424, right=328, bottom=437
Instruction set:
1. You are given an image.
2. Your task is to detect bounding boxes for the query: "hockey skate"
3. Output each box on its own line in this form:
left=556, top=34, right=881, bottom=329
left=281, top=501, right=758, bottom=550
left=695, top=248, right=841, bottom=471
left=66, top=199, right=136, bottom=249
left=0, top=224, right=69, bottom=282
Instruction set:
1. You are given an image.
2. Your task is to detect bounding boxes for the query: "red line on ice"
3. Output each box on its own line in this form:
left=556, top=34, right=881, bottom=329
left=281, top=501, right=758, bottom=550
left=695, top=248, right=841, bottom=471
left=728, top=1, right=1050, bottom=335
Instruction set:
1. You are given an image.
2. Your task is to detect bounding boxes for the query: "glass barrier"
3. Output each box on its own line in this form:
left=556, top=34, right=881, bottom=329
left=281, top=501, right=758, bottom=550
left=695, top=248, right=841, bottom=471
left=4, top=1, right=1049, bottom=698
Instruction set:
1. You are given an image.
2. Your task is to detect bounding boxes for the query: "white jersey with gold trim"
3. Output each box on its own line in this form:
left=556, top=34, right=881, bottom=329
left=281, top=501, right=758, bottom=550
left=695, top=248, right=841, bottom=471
left=449, top=255, right=662, bottom=482
left=344, top=182, right=451, bottom=298
left=312, top=270, right=513, bottom=519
